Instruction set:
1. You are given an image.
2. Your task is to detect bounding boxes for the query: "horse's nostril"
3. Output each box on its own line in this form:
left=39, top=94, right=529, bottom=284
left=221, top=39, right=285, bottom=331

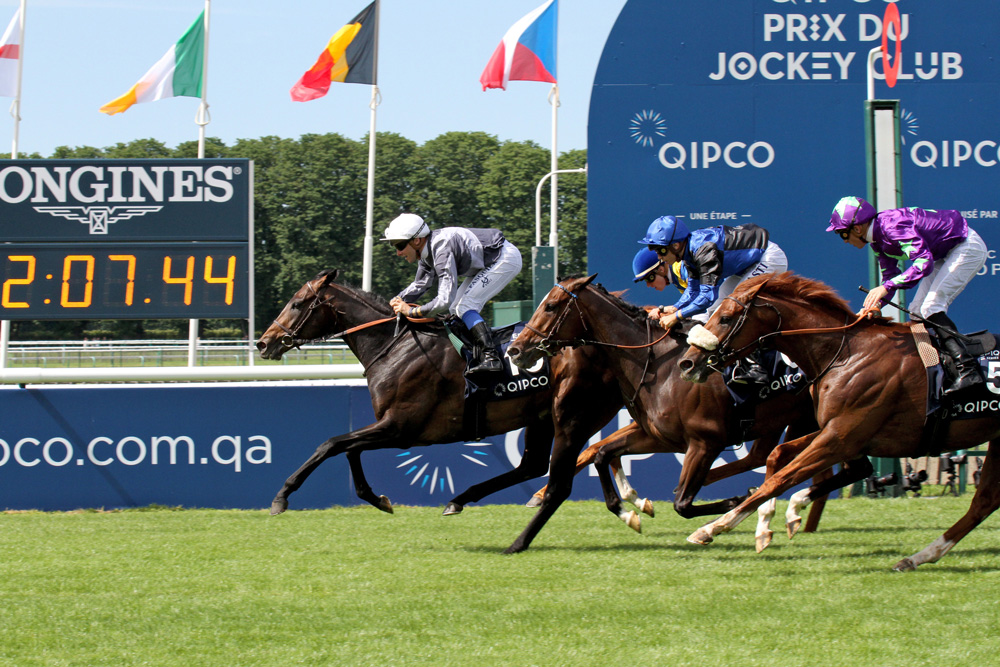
left=678, top=359, right=693, bottom=372
left=255, top=341, right=266, bottom=352
left=508, top=346, right=520, bottom=358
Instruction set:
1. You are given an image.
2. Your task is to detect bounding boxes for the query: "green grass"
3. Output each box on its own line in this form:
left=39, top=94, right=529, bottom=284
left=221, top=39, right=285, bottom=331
left=1, top=498, right=998, bottom=666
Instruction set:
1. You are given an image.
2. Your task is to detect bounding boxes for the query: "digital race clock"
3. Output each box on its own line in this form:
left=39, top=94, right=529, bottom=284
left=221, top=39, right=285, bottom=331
left=0, top=158, right=252, bottom=320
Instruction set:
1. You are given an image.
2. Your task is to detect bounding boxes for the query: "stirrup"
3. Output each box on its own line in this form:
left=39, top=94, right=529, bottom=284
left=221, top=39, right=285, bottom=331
left=465, top=352, right=503, bottom=377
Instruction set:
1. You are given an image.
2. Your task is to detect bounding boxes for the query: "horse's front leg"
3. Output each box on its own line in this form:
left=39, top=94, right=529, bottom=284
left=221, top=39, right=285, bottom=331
left=688, top=431, right=836, bottom=547
left=784, top=456, right=872, bottom=537
left=270, top=419, right=402, bottom=515
left=443, top=420, right=555, bottom=516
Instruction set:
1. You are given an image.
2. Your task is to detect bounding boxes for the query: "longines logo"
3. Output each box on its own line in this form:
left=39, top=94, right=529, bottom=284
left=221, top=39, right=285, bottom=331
left=33, top=205, right=163, bottom=234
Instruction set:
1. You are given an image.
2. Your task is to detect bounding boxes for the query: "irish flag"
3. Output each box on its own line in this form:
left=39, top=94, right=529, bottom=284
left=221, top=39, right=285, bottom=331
left=480, top=0, right=557, bottom=91
left=0, top=7, right=22, bottom=99
left=100, top=11, right=205, bottom=115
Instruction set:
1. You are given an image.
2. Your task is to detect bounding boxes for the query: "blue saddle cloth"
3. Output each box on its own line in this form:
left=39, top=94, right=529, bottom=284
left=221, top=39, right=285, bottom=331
left=721, top=349, right=807, bottom=406
left=445, top=321, right=551, bottom=402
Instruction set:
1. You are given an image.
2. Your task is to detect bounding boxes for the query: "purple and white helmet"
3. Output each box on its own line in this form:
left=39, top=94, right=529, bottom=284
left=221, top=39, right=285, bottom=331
left=827, top=196, right=876, bottom=232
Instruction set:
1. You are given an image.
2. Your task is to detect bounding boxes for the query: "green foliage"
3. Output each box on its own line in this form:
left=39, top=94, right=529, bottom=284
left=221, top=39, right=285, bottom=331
left=0, top=499, right=998, bottom=666
left=22, top=133, right=589, bottom=338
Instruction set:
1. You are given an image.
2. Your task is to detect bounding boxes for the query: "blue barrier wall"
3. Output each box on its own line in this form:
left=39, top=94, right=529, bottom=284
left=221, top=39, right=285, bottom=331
left=589, top=1, right=1000, bottom=330
left=0, top=382, right=781, bottom=511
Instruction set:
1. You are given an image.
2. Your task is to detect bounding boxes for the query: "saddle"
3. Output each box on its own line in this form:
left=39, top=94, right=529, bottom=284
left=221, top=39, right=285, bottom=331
left=443, top=318, right=552, bottom=440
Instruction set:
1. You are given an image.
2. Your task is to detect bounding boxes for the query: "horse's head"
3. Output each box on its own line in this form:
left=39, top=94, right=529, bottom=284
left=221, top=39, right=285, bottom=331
left=678, top=274, right=778, bottom=383
left=508, top=274, right=597, bottom=369
left=256, top=269, right=343, bottom=360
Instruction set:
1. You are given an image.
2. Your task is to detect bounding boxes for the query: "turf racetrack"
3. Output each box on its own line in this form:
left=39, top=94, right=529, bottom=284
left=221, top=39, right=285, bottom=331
left=2, top=498, right=997, bottom=666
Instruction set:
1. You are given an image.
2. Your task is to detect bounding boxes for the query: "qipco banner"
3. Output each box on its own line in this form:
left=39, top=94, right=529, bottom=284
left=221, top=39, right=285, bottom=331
left=589, top=0, right=1000, bottom=329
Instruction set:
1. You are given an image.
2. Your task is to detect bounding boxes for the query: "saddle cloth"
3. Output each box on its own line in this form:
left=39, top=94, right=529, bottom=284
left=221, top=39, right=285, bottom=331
left=443, top=320, right=552, bottom=402
left=912, top=325, right=1000, bottom=420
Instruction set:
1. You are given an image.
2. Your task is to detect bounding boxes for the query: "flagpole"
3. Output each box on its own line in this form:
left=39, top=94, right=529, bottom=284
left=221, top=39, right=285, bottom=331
left=190, top=0, right=212, bottom=366
left=195, top=0, right=211, bottom=160
left=361, top=0, right=380, bottom=293
left=9, top=0, right=24, bottom=158
left=1, top=0, right=25, bottom=368
left=548, top=84, right=559, bottom=274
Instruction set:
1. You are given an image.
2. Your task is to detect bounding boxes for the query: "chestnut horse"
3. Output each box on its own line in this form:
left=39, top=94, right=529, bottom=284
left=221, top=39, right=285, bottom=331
left=506, top=275, right=859, bottom=549
left=256, top=269, right=626, bottom=552
left=678, top=272, right=1000, bottom=571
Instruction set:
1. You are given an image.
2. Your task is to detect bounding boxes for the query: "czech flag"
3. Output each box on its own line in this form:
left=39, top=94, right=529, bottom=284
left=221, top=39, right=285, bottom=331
left=291, top=1, right=378, bottom=102
left=480, top=0, right=557, bottom=91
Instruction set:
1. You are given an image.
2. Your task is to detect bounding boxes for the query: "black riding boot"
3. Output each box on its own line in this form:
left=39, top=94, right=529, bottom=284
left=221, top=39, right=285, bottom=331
left=730, top=351, right=769, bottom=385
left=926, top=312, right=983, bottom=395
left=466, top=321, right=503, bottom=376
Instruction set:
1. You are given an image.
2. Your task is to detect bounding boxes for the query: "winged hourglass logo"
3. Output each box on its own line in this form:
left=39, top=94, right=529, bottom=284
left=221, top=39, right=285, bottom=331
left=32, top=205, right=163, bottom=234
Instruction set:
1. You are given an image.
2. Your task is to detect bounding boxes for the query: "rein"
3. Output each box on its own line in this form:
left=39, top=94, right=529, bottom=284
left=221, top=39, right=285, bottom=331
left=697, top=294, right=870, bottom=382
left=273, top=279, right=434, bottom=349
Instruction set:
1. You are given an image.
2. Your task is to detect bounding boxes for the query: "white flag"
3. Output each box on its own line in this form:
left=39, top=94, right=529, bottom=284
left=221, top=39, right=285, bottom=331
left=0, top=8, right=22, bottom=98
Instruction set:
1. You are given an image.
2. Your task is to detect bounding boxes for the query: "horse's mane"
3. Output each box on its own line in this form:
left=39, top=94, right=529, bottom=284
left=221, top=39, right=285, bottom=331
left=738, top=271, right=884, bottom=321
left=587, top=281, right=650, bottom=327
left=313, top=269, right=393, bottom=316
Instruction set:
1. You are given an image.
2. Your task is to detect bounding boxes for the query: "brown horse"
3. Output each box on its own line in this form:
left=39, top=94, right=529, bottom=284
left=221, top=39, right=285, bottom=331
left=506, top=275, right=859, bottom=549
left=255, top=269, right=626, bottom=552
left=678, top=271, right=1000, bottom=571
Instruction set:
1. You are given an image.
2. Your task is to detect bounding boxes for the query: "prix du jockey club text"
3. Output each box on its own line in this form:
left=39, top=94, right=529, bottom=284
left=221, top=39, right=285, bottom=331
left=0, top=165, right=238, bottom=204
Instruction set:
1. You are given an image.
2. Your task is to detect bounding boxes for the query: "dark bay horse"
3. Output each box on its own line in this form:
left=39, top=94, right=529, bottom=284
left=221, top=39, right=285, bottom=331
left=678, top=272, right=1000, bottom=571
left=506, top=275, right=852, bottom=551
left=255, top=269, right=625, bottom=551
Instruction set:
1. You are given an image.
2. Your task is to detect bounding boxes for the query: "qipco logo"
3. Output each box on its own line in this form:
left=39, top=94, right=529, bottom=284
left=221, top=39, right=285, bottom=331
left=658, top=140, right=776, bottom=170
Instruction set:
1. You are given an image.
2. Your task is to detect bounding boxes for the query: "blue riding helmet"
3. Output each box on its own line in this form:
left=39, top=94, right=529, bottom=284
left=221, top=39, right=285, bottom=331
left=632, top=248, right=665, bottom=283
left=827, top=196, right=877, bottom=232
left=638, top=215, right=690, bottom=247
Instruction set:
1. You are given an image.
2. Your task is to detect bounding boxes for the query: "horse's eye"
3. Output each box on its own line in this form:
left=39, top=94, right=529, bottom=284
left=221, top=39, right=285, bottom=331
left=290, top=300, right=304, bottom=310
left=544, top=301, right=558, bottom=312
left=717, top=315, right=732, bottom=326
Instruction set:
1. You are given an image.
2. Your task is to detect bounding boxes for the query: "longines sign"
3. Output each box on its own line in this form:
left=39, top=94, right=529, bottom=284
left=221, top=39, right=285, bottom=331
left=0, top=159, right=251, bottom=242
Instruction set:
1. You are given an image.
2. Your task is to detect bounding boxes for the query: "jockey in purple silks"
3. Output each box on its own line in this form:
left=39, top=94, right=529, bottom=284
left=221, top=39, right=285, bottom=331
left=827, top=195, right=987, bottom=394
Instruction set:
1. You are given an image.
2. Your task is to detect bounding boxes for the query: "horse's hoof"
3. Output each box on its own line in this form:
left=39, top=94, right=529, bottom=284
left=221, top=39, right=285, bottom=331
left=687, top=527, right=714, bottom=545
left=442, top=502, right=463, bottom=516
left=503, top=543, right=527, bottom=555
left=640, top=498, right=655, bottom=517
left=755, top=530, right=773, bottom=553
left=525, top=495, right=543, bottom=508
left=623, top=510, right=642, bottom=534
left=893, top=557, right=917, bottom=572
left=377, top=495, right=394, bottom=514
left=270, top=499, right=288, bottom=516
left=786, top=517, right=802, bottom=540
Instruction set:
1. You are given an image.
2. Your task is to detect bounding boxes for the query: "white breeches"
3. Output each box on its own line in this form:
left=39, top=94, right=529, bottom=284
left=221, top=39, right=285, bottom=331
left=450, top=241, right=523, bottom=318
left=908, top=229, right=987, bottom=318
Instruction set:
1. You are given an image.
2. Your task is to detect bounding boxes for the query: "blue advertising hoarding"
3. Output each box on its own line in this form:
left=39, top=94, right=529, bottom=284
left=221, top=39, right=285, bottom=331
left=588, top=0, right=1000, bottom=330
left=0, top=382, right=778, bottom=511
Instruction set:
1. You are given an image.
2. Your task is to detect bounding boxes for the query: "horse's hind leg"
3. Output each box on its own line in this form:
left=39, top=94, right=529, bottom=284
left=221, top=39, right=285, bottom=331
left=443, top=420, right=554, bottom=516
left=785, top=456, right=872, bottom=537
left=345, top=451, right=393, bottom=514
left=895, top=440, right=1000, bottom=572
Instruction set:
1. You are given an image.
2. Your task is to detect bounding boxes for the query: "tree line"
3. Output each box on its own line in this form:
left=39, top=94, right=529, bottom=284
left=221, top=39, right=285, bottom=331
left=5, top=133, right=587, bottom=340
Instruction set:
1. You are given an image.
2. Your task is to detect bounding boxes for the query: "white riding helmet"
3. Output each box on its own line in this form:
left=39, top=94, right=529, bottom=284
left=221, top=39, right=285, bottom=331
left=381, top=213, right=429, bottom=242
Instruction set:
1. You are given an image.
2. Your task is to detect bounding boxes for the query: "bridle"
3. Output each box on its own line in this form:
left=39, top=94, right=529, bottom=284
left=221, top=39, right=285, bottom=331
left=271, top=279, right=343, bottom=349
left=695, top=294, right=783, bottom=372
left=270, top=280, right=423, bottom=350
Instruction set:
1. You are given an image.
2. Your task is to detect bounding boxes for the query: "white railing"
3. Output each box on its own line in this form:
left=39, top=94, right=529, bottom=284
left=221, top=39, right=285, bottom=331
left=0, top=339, right=365, bottom=385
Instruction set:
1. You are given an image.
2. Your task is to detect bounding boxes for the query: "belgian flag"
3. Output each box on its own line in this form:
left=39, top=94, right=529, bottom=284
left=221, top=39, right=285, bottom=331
left=290, top=1, right=378, bottom=102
